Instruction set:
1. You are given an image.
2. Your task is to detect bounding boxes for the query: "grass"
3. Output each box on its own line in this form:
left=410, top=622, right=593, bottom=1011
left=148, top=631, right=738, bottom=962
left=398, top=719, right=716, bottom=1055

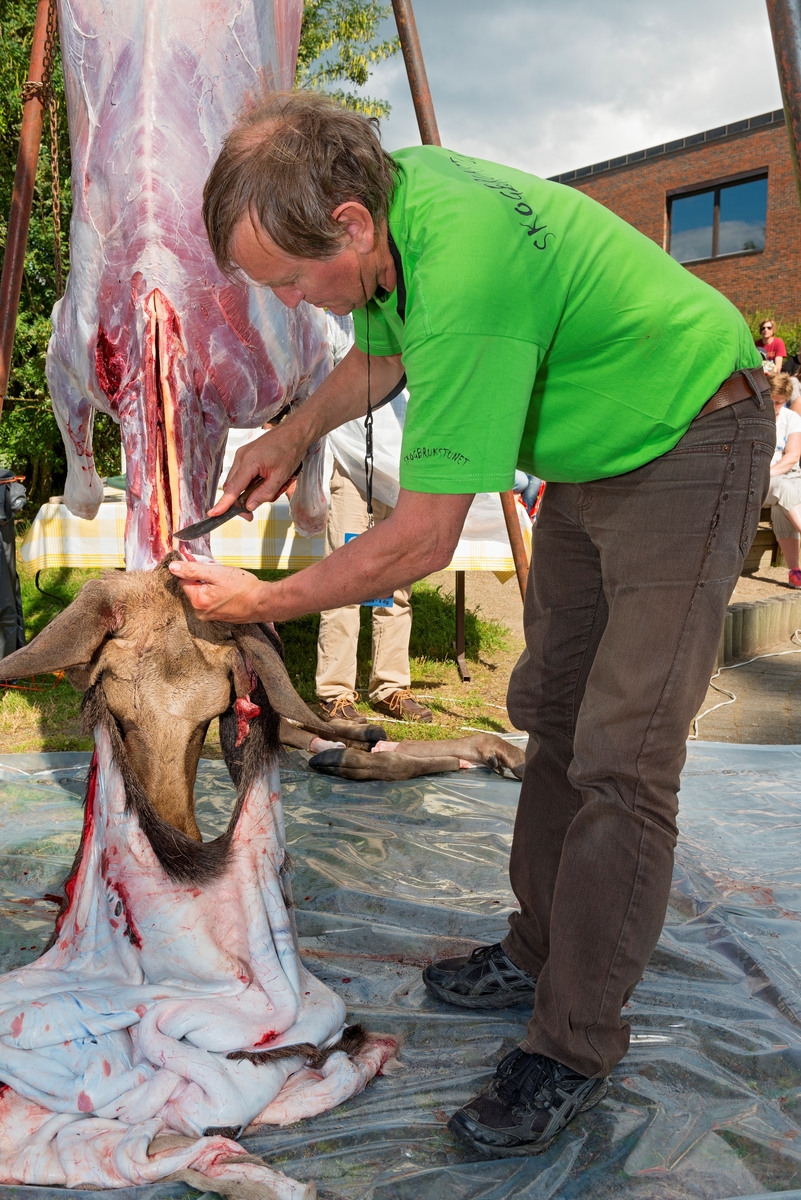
left=0, top=554, right=521, bottom=754
left=0, top=562, right=104, bottom=753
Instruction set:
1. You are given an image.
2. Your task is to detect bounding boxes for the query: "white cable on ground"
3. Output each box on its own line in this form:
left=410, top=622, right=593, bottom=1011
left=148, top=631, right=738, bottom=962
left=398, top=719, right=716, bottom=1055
left=690, top=629, right=801, bottom=739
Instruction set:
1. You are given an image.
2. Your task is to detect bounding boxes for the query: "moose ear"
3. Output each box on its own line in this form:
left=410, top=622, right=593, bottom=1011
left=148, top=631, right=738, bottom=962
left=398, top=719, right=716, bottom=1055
left=233, top=624, right=385, bottom=745
left=0, top=579, right=123, bottom=685
left=233, top=624, right=327, bottom=729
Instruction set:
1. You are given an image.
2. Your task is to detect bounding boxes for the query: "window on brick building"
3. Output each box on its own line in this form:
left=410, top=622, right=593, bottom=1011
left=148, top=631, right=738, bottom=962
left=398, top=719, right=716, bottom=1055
left=668, top=174, right=767, bottom=263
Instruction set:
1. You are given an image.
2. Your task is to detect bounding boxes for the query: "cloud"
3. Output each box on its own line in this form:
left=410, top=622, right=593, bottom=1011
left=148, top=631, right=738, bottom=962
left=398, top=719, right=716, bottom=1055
left=363, top=0, right=782, bottom=178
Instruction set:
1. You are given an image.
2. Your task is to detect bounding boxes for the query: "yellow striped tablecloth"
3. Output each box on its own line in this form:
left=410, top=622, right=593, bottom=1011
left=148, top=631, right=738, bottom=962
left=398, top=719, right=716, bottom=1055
left=20, top=491, right=529, bottom=577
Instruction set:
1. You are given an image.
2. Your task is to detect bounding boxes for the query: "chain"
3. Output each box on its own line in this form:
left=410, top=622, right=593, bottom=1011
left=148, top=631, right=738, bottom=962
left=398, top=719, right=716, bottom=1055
left=21, top=0, right=64, bottom=298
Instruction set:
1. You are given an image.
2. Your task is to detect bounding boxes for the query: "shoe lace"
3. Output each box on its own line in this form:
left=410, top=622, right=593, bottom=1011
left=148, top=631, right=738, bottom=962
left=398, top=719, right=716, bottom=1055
left=387, top=689, right=416, bottom=714
left=496, top=1050, right=558, bottom=1109
left=328, top=695, right=357, bottom=718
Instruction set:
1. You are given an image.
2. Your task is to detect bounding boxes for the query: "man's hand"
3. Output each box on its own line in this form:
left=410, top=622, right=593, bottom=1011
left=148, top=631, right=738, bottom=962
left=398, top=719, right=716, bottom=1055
left=207, top=345, right=404, bottom=520
left=208, top=425, right=304, bottom=519
left=169, top=560, right=267, bottom=623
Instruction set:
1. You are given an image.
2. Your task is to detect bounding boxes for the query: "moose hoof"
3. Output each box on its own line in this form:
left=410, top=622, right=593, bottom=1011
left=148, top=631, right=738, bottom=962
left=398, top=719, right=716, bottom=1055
left=308, top=748, right=348, bottom=776
left=363, top=724, right=387, bottom=746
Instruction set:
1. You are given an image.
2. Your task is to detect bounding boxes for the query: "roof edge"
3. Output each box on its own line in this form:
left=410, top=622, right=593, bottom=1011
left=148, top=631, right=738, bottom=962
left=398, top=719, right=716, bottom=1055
left=549, top=110, right=786, bottom=184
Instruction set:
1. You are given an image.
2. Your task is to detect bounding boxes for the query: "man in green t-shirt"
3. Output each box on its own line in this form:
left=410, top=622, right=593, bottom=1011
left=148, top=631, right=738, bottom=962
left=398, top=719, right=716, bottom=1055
left=170, top=93, right=774, bottom=1158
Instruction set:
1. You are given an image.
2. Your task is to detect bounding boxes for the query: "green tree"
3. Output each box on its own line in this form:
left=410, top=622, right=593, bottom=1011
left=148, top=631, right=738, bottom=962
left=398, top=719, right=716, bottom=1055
left=0, top=0, right=398, bottom=511
left=296, top=0, right=398, bottom=117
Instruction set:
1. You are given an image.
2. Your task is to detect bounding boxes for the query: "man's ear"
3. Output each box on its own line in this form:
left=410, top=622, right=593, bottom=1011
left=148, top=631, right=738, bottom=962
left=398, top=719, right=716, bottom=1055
left=331, top=201, right=376, bottom=254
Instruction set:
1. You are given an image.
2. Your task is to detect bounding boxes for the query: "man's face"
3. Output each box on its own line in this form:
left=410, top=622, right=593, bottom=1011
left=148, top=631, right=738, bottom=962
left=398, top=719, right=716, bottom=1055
left=229, top=215, right=367, bottom=314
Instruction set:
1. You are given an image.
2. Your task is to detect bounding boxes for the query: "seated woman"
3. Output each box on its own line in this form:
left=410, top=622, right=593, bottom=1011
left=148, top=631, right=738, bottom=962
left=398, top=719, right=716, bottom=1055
left=766, top=373, right=801, bottom=588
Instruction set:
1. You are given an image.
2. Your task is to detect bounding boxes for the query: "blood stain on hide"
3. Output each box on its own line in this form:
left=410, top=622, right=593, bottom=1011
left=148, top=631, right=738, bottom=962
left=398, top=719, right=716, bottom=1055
left=135, top=1005, right=147, bottom=1018
left=77, top=1091, right=93, bottom=1112
left=57, top=754, right=98, bottom=935
left=110, top=878, right=142, bottom=948
left=95, top=327, right=125, bottom=402
left=254, top=1030, right=278, bottom=1046
left=102, top=1060, right=111, bottom=1076
left=10, top=1013, right=24, bottom=1037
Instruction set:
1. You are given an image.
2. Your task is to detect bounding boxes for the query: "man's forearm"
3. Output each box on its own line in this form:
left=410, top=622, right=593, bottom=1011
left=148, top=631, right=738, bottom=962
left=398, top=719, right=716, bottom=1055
left=171, top=492, right=474, bottom=625
left=285, top=343, right=404, bottom=446
left=253, top=490, right=474, bottom=623
left=256, top=521, right=437, bottom=622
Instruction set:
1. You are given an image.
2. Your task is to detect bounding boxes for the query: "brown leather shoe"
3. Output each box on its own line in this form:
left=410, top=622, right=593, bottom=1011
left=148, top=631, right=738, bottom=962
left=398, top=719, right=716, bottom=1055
left=372, top=689, right=433, bottom=723
left=319, top=695, right=368, bottom=723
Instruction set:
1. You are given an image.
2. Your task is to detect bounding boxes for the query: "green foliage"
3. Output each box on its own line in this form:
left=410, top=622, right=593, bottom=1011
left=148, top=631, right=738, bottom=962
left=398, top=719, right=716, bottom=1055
left=744, top=311, right=801, bottom=358
left=296, top=0, right=399, bottom=117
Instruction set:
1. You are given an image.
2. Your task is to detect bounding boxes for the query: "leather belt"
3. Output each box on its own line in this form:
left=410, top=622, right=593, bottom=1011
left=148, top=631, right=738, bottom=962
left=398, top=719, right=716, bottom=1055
left=695, top=367, right=770, bottom=419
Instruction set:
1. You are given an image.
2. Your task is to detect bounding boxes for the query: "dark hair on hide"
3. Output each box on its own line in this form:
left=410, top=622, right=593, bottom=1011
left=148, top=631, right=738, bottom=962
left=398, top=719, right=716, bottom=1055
left=226, top=1023, right=367, bottom=1067
left=78, top=679, right=282, bottom=885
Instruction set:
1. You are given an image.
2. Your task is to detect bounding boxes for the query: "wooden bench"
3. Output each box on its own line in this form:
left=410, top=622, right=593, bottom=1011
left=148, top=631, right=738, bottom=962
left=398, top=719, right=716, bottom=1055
left=743, top=507, right=785, bottom=572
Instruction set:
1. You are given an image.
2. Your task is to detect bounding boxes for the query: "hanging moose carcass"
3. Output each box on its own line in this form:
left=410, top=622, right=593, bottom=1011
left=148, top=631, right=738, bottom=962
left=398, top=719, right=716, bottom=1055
left=47, top=0, right=331, bottom=569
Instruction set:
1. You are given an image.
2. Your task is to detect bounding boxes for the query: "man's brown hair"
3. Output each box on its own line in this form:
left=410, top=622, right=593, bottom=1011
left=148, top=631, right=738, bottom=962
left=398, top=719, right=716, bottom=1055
left=203, top=91, right=398, bottom=272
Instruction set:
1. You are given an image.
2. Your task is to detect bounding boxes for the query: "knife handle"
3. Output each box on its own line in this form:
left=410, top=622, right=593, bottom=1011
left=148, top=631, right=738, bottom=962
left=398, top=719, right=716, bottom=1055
left=236, top=475, right=266, bottom=509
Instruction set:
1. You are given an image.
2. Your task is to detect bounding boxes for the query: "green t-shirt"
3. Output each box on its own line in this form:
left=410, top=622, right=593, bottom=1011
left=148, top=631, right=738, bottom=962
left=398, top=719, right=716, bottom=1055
left=352, top=146, right=760, bottom=492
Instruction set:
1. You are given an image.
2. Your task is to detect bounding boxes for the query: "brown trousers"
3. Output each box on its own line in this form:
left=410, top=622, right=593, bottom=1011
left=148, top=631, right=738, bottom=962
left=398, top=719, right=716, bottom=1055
left=503, top=397, right=775, bottom=1078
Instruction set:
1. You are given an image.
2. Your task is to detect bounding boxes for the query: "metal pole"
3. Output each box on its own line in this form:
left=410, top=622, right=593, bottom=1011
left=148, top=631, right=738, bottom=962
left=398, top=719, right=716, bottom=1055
left=0, top=0, right=51, bottom=415
left=454, top=569, right=471, bottom=682
left=390, top=0, right=441, bottom=146
left=390, top=0, right=531, bottom=603
left=766, top=0, right=801, bottom=207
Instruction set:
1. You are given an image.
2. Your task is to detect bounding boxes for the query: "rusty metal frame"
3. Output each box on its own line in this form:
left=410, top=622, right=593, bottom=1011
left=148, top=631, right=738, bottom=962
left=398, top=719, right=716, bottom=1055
left=0, top=0, right=53, bottom=415
left=767, top=0, right=801, bottom=209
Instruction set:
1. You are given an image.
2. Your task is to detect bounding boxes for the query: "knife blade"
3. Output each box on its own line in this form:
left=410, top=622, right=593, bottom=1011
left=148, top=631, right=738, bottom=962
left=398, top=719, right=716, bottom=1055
left=174, top=465, right=301, bottom=542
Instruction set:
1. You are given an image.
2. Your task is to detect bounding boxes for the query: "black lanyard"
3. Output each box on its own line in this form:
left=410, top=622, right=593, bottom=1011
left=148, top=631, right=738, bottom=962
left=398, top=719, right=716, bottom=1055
left=364, top=307, right=374, bottom=528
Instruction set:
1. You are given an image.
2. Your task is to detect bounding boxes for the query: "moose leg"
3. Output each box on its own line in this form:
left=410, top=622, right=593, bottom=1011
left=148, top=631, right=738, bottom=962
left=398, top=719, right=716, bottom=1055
left=278, top=717, right=345, bottom=754
left=392, top=734, right=525, bottom=778
left=309, top=746, right=462, bottom=781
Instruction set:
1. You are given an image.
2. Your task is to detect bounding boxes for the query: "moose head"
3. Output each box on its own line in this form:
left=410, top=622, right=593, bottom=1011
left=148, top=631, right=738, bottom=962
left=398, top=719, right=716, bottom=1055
left=0, top=555, right=382, bottom=843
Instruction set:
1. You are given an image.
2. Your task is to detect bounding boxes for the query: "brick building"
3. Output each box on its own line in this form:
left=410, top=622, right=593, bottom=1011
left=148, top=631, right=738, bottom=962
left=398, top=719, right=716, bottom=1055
left=550, top=110, right=801, bottom=320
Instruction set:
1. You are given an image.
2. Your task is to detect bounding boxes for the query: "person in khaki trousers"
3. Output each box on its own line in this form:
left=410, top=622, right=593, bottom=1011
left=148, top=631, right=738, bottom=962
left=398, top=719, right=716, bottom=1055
left=315, top=312, right=431, bottom=724
left=316, top=461, right=431, bottom=723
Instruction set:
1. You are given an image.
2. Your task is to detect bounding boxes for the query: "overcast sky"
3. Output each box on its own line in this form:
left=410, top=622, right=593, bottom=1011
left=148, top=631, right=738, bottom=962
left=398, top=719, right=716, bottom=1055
left=362, top=0, right=783, bottom=179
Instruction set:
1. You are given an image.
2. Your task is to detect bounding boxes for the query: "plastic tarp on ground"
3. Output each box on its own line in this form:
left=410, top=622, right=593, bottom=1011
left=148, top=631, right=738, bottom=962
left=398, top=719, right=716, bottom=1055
left=0, top=741, right=800, bottom=1200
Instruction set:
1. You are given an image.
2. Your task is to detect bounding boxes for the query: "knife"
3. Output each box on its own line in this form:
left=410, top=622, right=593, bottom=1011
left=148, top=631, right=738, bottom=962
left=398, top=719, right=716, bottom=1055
left=174, top=464, right=302, bottom=542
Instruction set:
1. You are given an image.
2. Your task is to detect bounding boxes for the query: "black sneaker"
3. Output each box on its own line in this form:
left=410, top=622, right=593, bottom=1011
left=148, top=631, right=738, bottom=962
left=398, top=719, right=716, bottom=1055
left=449, top=1047, right=608, bottom=1158
left=422, top=943, right=536, bottom=1009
